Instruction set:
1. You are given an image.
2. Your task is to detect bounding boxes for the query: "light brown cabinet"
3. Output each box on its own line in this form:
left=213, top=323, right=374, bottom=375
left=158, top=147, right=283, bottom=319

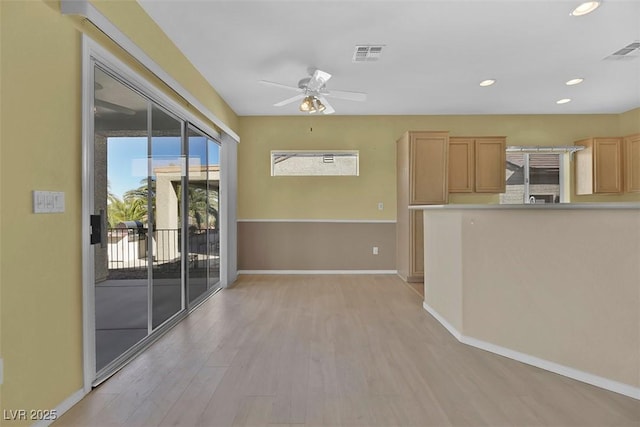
left=448, top=138, right=474, bottom=192
left=404, top=131, right=450, bottom=204
left=575, top=137, right=623, bottom=194
left=396, top=131, right=449, bottom=282
left=624, top=133, right=640, bottom=193
left=449, top=137, right=506, bottom=193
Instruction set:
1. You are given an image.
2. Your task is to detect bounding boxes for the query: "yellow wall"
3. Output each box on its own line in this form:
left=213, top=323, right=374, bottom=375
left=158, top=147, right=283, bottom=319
left=239, top=116, right=396, bottom=220
left=620, top=107, right=640, bottom=135
left=238, top=113, right=638, bottom=220
left=0, top=0, right=238, bottom=424
left=0, top=0, right=3, bottom=414
left=1, top=1, right=83, bottom=420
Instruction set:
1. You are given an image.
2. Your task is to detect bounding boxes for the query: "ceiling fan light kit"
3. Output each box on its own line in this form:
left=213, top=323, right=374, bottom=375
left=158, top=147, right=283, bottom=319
left=299, top=95, right=326, bottom=114
left=299, top=96, right=312, bottom=112
left=260, top=68, right=366, bottom=115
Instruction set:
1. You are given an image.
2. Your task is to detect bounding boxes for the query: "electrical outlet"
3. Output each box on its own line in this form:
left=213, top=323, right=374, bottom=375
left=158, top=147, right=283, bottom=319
left=377, top=202, right=384, bottom=211
left=373, top=246, right=379, bottom=255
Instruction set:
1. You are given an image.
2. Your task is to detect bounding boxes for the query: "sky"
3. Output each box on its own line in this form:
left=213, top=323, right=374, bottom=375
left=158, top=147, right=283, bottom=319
left=107, top=136, right=220, bottom=199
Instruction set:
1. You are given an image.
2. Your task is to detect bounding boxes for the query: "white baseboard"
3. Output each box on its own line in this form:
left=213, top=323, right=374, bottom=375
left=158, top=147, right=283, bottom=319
left=31, top=388, right=86, bottom=427
left=422, top=301, right=463, bottom=341
left=238, top=270, right=398, bottom=275
left=422, top=301, right=640, bottom=401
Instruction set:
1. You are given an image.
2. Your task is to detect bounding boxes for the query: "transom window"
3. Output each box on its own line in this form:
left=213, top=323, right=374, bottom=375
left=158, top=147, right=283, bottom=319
left=271, top=150, right=359, bottom=176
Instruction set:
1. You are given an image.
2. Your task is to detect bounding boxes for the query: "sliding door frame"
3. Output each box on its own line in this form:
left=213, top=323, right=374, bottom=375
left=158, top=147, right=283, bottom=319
left=81, top=35, right=229, bottom=392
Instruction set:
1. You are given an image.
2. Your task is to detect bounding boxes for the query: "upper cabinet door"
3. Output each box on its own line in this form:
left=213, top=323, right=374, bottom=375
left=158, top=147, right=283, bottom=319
left=575, top=137, right=623, bottom=194
left=448, top=138, right=475, bottom=193
left=624, top=134, right=640, bottom=193
left=475, top=137, right=506, bottom=193
left=409, top=132, right=449, bottom=204
left=593, top=138, right=623, bottom=193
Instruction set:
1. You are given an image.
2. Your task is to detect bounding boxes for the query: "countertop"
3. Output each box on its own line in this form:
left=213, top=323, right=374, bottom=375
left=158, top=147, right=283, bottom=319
left=409, top=203, right=640, bottom=210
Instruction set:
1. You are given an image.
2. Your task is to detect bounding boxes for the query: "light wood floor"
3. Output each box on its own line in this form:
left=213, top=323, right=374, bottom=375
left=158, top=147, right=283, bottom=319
left=403, top=281, right=424, bottom=298
left=54, top=275, right=640, bottom=427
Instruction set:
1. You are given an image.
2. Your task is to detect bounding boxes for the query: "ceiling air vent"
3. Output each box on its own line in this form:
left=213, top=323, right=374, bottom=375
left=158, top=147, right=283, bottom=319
left=353, top=45, right=384, bottom=63
left=604, top=41, right=640, bottom=60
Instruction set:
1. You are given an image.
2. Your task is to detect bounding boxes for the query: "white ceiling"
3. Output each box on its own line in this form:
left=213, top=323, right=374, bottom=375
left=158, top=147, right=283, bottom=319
left=138, top=0, right=640, bottom=116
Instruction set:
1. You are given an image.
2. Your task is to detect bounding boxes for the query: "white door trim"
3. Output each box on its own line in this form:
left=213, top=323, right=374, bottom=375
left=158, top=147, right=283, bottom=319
left=81, top=36, right=96, bottom=395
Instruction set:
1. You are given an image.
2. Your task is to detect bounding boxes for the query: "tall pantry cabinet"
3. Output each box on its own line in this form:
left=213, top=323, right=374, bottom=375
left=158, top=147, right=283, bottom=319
left=396, top=131, right=449, bottom=282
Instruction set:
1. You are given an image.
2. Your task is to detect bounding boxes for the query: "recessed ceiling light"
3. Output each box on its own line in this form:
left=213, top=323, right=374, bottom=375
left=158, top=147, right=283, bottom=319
left=570, top=1, right=601, bottom=16
left=479, top=79, right=496, bottom=87
left=556, top=98, right=572, bottom=104
left=566, top=78, right=584, bottom=86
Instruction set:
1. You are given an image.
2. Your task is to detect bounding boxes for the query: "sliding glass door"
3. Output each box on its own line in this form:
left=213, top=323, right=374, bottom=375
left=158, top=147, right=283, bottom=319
left=94, top=67, right=150, bottom=372
left=207, top=138, right=221, bottom=290
left=150, top=105, right=184, bottom=329
left=90, top=62, right=222, bottom=380
left=187, top=127, right=221, bottom=303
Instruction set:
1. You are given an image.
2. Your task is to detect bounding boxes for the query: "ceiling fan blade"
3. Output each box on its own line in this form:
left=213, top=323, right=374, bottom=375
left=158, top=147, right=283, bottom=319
left=273, top=93, right=305, bottom=107
left=259, top=80, right=302, bottom=92
left=317, top=95, right=335, bottom=114
left=323, top=89, right=367, bottom=102
left=307, top=69, right=332, bottom=92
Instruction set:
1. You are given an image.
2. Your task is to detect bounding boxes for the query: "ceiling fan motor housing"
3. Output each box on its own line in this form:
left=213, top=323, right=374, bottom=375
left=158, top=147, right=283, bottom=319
left=298, top=77, right=320, bottom=92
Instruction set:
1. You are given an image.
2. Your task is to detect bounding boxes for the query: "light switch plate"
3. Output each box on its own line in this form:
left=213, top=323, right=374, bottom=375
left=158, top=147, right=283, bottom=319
left=33, top=191, right=65, bottom=213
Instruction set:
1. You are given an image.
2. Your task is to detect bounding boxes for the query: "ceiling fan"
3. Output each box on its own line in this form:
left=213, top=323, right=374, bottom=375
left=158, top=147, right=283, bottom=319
left=259, top=69, right=367, bottom=114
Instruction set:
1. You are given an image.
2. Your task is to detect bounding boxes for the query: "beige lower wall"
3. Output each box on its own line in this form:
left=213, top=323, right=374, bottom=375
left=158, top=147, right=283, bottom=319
left=423, top=211, right=463, bottom=331
left=238, top=221, right=395, bottom=271
left=423, top=208, right=640, bottom=389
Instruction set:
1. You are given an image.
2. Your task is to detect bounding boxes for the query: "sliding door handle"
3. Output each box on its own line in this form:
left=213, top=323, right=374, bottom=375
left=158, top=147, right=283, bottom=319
left=90, top=209, right=107, bottom=248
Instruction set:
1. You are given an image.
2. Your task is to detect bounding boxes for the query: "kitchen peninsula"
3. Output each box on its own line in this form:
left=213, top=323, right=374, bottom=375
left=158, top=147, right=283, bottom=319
left=411, top=203, right=640, bottom=400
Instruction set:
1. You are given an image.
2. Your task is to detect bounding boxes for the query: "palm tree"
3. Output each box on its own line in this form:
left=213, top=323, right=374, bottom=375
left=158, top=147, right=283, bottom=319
left=124, top=178, right=154, bottom=209
left=107, top=194, right=147, bottom=227
left=186, top=186, right=218, bottom=230
left=115, top=178, right=218, bottom=230
left=123, top=178, right=154, bottom=204
left=114, top=178, right=155, bottom=226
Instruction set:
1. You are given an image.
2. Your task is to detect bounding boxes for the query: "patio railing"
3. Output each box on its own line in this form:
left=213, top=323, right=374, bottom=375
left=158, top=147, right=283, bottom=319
left=107, top=228, right=218, bottom=271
